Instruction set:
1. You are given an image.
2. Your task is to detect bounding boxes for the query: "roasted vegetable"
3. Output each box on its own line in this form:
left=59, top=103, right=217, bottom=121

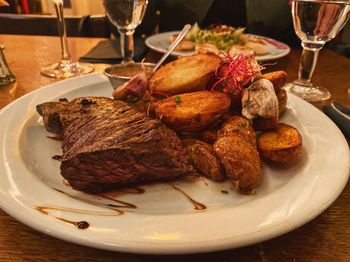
left=228, top=89, right=243, bottom=112
left=155, top=91, right=231, bottom=132
left=201, top=129, right=219, bottom=144
left=253, top=116, right=278, bottom=132
left=258, top=123, right=302, bottom=163
left=261, top=71, right=288, bottom=116
left=242, top=78, right=279, bottom=120
left=277, top=88, right=287, bottom=116
left=149, top=54, right=221, bottom=96
left=112, top=68, right=148, bottom=102
left=218, top=116, right=256, bottom=145
left=241, top=78, right=279, bottom=132
left=262, top=71, right=287, bottom=92
left=182, top=139, right=226, bottom=182
left=214, top=116, right=261, bottom=194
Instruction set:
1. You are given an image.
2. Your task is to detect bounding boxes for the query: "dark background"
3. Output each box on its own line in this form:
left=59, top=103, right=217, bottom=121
left=1, top=0, right=349, bottom=57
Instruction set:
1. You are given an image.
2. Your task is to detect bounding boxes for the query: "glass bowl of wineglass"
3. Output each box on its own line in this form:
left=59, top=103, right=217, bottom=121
left=40, top=0, right=94, bottom=79
left=285, top=0, right=350, bottom=102
left=103, top=0, right=148, bottom=64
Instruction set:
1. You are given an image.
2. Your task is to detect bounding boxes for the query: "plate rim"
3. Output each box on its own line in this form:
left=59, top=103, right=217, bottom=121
left=0, top=73, right=349, bottom=254
left=145, top=31, right=291, bottom=61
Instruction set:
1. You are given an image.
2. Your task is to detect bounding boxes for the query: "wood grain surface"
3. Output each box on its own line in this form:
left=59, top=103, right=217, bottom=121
left=0, top=34, right=349, bottom=262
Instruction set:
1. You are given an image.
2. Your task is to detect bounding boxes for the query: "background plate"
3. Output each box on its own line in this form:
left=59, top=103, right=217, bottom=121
left=145, top=31, right=291, bottom=62
left=0, top=73, right=349, bottom=254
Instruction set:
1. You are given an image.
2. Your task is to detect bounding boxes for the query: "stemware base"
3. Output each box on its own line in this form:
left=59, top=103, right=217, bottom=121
left=41, top=60, right=94, bottom=79
left=0, top=74, right=16, bottom=86
left=284, top=80, right=331, bottom=103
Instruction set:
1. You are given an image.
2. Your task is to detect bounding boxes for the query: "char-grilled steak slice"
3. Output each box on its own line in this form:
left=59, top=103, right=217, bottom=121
left=37, top=97, right=194, bottom=193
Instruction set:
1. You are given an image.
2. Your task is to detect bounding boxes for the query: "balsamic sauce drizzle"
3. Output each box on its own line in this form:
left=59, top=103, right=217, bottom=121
left=102, top=197, right=136, bottom=209
left=35, top=206, right=121, bottom=230
left=37, top=184, right=207, bottom=230
left=99, top=187, right=145, bottom=209
left=52, top=155, right=62, bottom=161
left=47, top=135, right=63, bottom=141
left=52, top=188, right=134, bottom=214
left=172, top=185, right=207, bottom=210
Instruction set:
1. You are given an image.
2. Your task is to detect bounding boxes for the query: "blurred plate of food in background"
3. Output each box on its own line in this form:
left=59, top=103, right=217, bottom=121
left=145, top=24, right=291, bottom=62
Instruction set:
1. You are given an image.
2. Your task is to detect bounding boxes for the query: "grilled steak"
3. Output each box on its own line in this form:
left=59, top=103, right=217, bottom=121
left=37, top=97, right=194, bottom=193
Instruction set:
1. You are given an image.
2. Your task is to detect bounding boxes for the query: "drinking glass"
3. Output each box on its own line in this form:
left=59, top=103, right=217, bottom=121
left=0, top=45, right=16, bottom=86
left=285, top=0, right=350, bottom=102
left=41, top=0, right=94, bottom=79
left=103, top=0, right=149, bottom=64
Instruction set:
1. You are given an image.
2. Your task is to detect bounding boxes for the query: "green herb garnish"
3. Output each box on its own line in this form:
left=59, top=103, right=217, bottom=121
left=255, top=131, right=261, bottom=140
left=241, top=121, right=247, bottom=128
left=175, top=95, right=181, bottom=104
left=221, top=190, right=229, bottom=194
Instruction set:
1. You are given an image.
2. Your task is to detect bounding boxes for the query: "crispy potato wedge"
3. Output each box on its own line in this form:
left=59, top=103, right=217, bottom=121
left=253, top=116, right=278, bottom=132
left=219, top=116, right=256, bottom=145
left=214, top=116, right=261, bottom=194
left=277, top=88, right=288, bottom=116
left=155, top=91, right=231, bottom=132
left=214, top=135, right=261, bottom=195
left=149, top=54, right=221, bottom=96
left=214, top=135, right=261, bottom=194
left=228, top=90, right=243, bottom=112
left=201, top=129, right=219, bottom=144
left=178, top=132, right=201, bottom=140
left=258, top=123, right=302, bottom=163
left=262, top=71, right=287, bottom=93
left=182, top=139, right=226, bottom=182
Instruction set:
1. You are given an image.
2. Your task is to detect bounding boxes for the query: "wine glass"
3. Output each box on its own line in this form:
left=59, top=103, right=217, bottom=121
left=103, top=0, right=148, bottom=64
left=285, top=0, right=350, bottom=102
left=41, top=0, right=94, bottom=79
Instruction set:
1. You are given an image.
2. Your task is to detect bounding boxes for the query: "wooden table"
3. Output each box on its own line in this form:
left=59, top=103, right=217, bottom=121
left=0, top=34, right=349, bottom=261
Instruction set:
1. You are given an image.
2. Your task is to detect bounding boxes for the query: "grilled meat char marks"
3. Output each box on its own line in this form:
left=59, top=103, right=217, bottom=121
left=36, top=97, right=116, bottom=135
left=37, top=97, right=194, bottom=193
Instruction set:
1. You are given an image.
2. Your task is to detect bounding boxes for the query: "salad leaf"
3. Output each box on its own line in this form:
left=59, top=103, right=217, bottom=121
left=187, top=23, right=246, bottom=51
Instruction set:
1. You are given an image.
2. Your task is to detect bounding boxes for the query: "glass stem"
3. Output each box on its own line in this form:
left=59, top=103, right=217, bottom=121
left=119, top=30, right=134, bottom=63
left=53, top=0, right=72, bottom=63
left=296, top=42, right=323, bottom=85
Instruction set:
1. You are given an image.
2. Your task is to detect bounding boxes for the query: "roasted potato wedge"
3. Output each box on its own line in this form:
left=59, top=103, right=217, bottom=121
left=219, top=116, right=256, bottom=145
left=201, top=129, right=219, bottom=144
left=214, top=116, right=261, bottom=194
left=214, top=135, right=261, bottom=195
left=262, top=71, right=287, bottom=93
left=262, top=71, right=288, bottom=115
left=149, top=54, right=221, bottom=96
left=277, top=88, right=288, bottom=116
left=228, top=90, right=243, bottom=112
left=253, top=116, right=278, bottom=132
left=258, top=123, right=302, bottom=163
left=182, top=139, right=226, bottom=182
left=155, top=91, right=231, bottom=132
left=250, top=77, right=287, bottom=131
left=178, top=132, right=201, bottom=140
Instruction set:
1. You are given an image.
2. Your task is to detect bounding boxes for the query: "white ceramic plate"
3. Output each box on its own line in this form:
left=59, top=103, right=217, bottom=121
left=0, top=73, right=349, bottom=254
left=145, top=31, right=291, bottom=62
